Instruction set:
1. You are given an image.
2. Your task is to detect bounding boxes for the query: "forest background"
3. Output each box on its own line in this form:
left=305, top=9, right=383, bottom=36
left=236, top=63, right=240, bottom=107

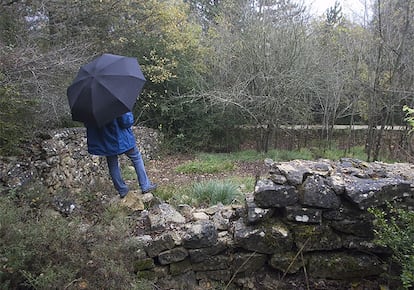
left=1, top=0, right=414, bottom=162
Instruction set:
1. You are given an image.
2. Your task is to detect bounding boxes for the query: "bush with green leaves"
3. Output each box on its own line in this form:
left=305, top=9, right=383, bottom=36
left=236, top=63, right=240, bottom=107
left=403, top=105, right=414, bottom=132
left=369, top=203, right=414, bottom=289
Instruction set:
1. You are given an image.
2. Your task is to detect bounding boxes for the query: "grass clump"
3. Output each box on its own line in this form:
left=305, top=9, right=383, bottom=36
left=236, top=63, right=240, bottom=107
left=154, top=179, right=248, bottom=208
left=190, top=180, right=243, bottom=207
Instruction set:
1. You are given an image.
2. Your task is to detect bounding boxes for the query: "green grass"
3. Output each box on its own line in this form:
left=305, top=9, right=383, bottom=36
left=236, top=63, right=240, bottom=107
left=190, top=145, right=373, bottom=163
left=121, top=165, right=137, bottom=181
left=175, top=159, right=235, bottom=174
left=153, top=183, right=193, bottom=206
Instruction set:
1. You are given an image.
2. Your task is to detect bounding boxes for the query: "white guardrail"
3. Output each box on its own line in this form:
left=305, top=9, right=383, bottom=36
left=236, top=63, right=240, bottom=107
left=279, top=125, right=407, bottom=130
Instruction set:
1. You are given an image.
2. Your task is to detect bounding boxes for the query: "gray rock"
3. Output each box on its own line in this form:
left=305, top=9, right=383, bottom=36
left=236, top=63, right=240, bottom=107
left=169, top=258, right=193, bottom=276
left=204, top=204, right=223, bottom=215
left=231, top=252, right=267, bottom=274
left=234, top=218, right=293, bottom=254
left=53, top=197, right=77, bottom=215
left=344, top=176, right=411, bottom=209
left=254, top=180, right=298, bottom=208
left=195, top=269, right=232, bottom=281
left=177, top=204, right=193, bottom=220
left=188, top=241, right=227, bottom=263
left=245, top=193, right=274, bottom=224
left=183, top=220, right=218, bottom=249
left=158, top=247, right=189, bottom=265
left=192, top=255, right=230, bottom=271
left=123, top=236, right=151, bottom=260
left=285, top=206, right=322, bottom=224
left=341, top=235, right=392, bottom=254
left=307, top=252, right=386, bottom=279
left=277, top=159, right=332, bottom=178
left=292, top=224, right=342, bottom=252
left=1, top=126, right=161, bottom=194
left=212, top=210, right=230, bottom=230
left=269, top=252, right=305, bottom=274
left=145, top=233, right=175, bottom=257
left=269, top=174, right=287, bottom=185
left=322, top=205, right=361, bottom=221
left=274, top=161, right=311, bottom=185
left=193, top=211, right=210, bottom=221
left=330, top=219, right=374, bottom=238
left=337, top=158, right=371, bottom=178
left=301, top=175, right=340, bottom=209
left=326, top=174, right=346, bottom=194
left=147, top=202, right=186, bottom=230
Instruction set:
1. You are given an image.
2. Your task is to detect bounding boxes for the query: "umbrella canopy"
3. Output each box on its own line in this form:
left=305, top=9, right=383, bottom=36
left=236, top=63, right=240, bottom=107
left=67, top=53, right=146, bottom=127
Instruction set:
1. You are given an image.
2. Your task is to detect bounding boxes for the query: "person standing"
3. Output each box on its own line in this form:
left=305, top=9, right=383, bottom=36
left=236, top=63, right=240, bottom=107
left=85, top=111, right=157, bottom=198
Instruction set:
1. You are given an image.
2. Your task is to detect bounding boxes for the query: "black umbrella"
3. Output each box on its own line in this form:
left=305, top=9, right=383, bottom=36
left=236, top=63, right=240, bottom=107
left=67, top=53, right=146, bottom=127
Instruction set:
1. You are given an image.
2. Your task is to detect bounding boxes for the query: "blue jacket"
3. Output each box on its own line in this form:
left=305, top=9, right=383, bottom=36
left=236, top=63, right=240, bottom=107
left=86, top=112, right=136, bottom=156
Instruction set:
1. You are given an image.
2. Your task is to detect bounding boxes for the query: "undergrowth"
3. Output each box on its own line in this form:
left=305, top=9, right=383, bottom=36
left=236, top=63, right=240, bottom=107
left=0, top=185, right=150, bottom=290
left=369, top=203, right=414, bottom=289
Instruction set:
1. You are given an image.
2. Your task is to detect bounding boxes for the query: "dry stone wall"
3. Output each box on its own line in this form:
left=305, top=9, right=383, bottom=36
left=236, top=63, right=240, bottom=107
left=1, top=128, right=414, bottom=289
left=133, top=158, right=413, bottom=289
left=0, top=126, right=162, bottom=193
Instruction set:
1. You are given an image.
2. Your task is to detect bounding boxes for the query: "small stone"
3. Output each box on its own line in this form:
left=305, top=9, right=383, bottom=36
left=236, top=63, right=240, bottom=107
left=120, top=194, right=145, bottom=211
left=193, top=211, right=210, bottom=220
left=141, top=192, right=154, bottom=203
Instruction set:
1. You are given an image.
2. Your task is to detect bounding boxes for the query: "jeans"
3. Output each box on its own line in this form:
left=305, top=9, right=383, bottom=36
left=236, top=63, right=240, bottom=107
left=106, top=146, right=151, bottom=196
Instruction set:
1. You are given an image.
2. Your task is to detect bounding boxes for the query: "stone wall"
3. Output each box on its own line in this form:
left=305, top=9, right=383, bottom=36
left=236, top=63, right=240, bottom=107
left=0, top=126, right=162, bottom=192
left=1, top=128, right=414, bottom=288
left=133, top=158, right=413, bottom=289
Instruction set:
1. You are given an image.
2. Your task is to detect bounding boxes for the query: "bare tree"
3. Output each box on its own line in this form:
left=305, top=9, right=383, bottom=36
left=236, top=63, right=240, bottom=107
left=365, top=0, right=414, bottom=161
left=200, top=0, right=313, bottom=152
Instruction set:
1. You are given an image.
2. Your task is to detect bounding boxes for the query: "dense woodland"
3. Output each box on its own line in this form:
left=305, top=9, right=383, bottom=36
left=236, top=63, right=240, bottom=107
left=1, top=0, right=414, bottom=160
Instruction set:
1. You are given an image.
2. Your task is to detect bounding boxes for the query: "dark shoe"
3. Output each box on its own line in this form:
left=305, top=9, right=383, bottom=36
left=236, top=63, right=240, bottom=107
left=119, top=191, right=129, bottom=199
left=142, top=183, right=157, bottom=194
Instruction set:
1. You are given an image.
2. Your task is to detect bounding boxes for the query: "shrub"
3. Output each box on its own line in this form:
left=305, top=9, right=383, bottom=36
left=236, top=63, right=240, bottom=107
left=369, top=203, right=414, bottom=289
left=0, top=195, right=82, bottom=289
left=0, top=187, right=144, bottom=289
